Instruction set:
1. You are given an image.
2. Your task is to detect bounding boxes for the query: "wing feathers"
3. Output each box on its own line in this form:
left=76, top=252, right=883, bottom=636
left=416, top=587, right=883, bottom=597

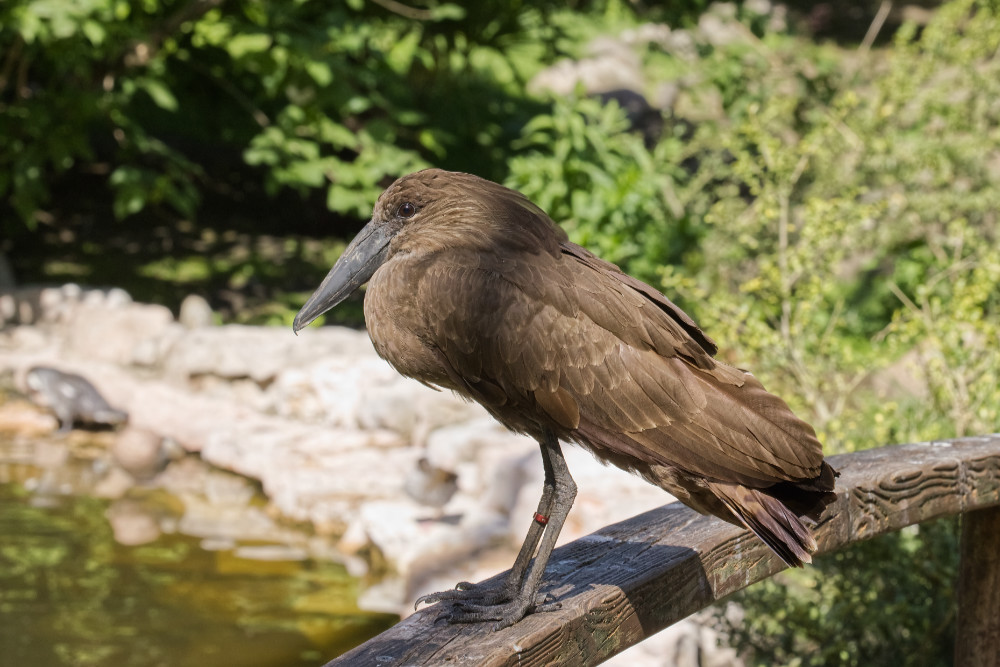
left=420, top=246, right=828, bottom=492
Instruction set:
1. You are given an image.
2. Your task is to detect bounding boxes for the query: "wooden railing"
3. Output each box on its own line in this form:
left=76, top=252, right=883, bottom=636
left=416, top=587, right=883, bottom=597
left=326, top=435, right=1000, bottom=667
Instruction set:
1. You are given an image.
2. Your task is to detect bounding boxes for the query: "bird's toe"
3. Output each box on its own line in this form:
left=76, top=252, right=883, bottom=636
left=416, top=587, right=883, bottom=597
left=448, top=592, right=558, bottom=630
left=448, top=597, right=539, bottom=630
left=414, top=581, right=511, bottom=610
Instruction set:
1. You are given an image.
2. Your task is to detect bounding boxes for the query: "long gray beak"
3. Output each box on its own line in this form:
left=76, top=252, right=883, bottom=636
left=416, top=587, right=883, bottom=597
left=293, top=219, right=392, bottom=333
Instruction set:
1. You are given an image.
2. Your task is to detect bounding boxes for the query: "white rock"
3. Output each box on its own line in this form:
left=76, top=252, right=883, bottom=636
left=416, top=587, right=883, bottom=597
left=529, top=33, right=645, bottom=98
left=234, top=544, right=308, bottom=561
left=178, top=294, right=214, bottom=329
left=61, top=301, right=176, bottom=365
left=424, top=417, right=529, bottom=470
left=164, top=324, right=374, bottom=385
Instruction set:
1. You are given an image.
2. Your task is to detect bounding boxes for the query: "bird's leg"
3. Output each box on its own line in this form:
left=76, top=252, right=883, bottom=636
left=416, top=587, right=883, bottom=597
left=448, top=434, right=577, bottom=630
left=415, top=437, right=559, bottom=608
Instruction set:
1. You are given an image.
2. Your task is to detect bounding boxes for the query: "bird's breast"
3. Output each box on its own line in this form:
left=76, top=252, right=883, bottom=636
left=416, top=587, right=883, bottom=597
left=362, top=257, right=459, bottom=391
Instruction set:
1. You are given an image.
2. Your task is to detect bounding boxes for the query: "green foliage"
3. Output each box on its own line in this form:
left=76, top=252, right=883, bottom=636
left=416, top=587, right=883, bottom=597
left=0, top=0, right=210, bottom=229
left=885, top=222, right=1000, bottom=442
left=0, top=0, right=582, bottom=230
left=506, top=96, right=699, bottom=284
left=728, top=519, right=959, bottom=667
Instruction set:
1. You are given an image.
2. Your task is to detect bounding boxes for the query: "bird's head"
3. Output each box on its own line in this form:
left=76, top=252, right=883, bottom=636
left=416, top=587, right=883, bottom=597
left=292, top=169, right=564, bottom=333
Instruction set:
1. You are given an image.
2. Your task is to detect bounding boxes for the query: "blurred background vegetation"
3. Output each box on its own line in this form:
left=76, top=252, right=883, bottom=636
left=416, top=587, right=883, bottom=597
left=3, top=0, right=998, bottom=663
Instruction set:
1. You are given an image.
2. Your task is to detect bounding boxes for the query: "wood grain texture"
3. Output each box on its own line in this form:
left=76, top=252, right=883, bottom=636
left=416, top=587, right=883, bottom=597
left=955, top=505, right=1000, bottom=667
left=326, top=436, right=1000, bottom=667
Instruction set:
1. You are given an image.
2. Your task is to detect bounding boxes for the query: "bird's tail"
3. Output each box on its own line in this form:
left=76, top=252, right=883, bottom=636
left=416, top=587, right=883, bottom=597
left=706, top=480, right=819, bottom=567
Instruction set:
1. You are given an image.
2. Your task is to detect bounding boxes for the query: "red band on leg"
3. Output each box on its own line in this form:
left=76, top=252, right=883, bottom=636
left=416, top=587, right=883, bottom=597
left=533, top=512, right=549, bottom=525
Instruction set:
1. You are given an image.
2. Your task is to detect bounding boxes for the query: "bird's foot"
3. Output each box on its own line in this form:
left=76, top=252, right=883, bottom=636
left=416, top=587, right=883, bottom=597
left=417, top=581, right=562, bottom=630
left=448, top=595, right=562, bottom=631
left=415, top=580, right=513, bottom=609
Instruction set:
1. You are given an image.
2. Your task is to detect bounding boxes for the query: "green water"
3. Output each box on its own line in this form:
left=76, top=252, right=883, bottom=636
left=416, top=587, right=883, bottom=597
left=0, top=483, right=397, bottom=667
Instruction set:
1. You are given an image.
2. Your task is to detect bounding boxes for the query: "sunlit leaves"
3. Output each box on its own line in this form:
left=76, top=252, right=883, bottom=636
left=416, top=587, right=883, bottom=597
left=507, top=96, right=692, bottom=284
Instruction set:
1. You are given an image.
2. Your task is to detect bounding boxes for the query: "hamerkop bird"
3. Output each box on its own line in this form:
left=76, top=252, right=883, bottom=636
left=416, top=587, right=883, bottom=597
left=294, top=169, right=837, bottom=629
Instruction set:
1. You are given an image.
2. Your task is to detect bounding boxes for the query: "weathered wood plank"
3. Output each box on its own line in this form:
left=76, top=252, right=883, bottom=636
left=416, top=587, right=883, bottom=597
left=327, top=435, right=1000, bottom=667
left=955, top=505, right=1000, bottom=667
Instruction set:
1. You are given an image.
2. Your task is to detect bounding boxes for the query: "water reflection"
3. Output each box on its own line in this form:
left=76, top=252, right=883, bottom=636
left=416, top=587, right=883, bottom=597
left=0, top=430, right=397, bottom=667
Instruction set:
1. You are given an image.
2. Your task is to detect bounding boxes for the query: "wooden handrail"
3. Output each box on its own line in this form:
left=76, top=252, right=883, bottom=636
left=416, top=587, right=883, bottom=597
left=326, top=435, right=1000, bottom=667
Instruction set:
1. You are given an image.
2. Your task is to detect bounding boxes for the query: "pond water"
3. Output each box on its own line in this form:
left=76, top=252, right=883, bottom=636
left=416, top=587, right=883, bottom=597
left=0, top=435, right=398, bottom=667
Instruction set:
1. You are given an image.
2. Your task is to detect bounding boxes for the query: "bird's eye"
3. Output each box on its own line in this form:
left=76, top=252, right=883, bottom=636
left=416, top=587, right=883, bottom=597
left=397, top=202, right=416, bottom=218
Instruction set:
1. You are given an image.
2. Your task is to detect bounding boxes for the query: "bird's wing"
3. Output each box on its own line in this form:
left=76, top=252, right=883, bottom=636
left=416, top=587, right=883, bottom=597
left=558, top=242, right=719, bottom=357
left=421, top=248, right=825, bottom=488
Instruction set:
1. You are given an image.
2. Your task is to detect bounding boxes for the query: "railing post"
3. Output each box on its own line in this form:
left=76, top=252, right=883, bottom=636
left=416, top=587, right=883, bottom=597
left=955, top=506, right=1000, bottom=667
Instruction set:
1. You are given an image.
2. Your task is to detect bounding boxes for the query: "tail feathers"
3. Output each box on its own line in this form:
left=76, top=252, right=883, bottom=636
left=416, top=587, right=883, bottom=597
left=708, top=481, right=818, bottom=568
left=768, top=461, right=839, bottom=520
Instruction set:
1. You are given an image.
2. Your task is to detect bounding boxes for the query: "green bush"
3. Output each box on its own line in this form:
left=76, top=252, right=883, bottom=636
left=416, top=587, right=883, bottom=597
left=506, top=96, right=701, bottom=285
left=0, top=0, right=573, bottom=232
left=728, top=519, right=960, bottom=667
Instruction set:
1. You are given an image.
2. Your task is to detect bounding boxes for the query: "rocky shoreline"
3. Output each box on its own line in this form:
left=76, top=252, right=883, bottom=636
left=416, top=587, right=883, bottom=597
left=0, top=284, right=739, bottom=666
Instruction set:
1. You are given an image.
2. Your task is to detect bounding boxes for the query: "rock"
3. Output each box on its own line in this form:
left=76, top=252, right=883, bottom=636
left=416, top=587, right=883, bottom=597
left=234, top=544, right=308, bottom=561
left=424, top=417, right=531, bottom=471
left=92, top=466, right=135, bottom=499
left=2, top=325, right=49, bottom=352
left=200, top=537, right=237, bottom=551
left=664, top=29, right=698, bottom=61
left=62, top=300, right=177, bottom=366
left=163, top=324, right=374, bottom=385
left=528, top=34, right=645, bottom=98
left=268, top=355, right=395, bottom=424
left=112, top=426, right=168, bottom=479
left=0, top=285, right=76, bottom=327
left=178, top=294, right=215, bottom=329
left=255, top=445, right=419, bottom=526
left=357, top=577, right=409, bottom=615
left=357, top=375, right=484, bottom=443
left=0, top=293, right=15, bottom=326
left=698, top=4, right=747, bottom=48
left=620, top=23, right=673, bottom=49
left=0, top=399, right=58, bottom=436
left=339, top=497, right=511, bottom=613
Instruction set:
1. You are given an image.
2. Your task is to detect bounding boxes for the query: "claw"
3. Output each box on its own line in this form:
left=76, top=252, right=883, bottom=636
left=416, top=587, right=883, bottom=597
left=448, top=599, right=534, bottom=630
left=444, top=591, right=560, bottom=630
left=414, top=580, right=514, bottom=611
left=414, top=582, right=558, bottom=629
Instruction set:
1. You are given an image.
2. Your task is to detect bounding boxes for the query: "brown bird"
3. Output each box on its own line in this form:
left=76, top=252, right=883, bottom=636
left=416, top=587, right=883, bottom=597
left=294, top=169, right=837, bottom=629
